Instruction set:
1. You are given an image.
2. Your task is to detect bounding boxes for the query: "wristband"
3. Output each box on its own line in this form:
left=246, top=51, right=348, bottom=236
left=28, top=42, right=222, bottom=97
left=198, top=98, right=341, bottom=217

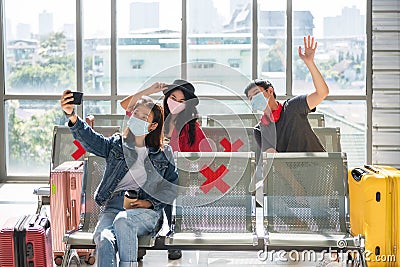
left=63, top=109, right=75, bottom=119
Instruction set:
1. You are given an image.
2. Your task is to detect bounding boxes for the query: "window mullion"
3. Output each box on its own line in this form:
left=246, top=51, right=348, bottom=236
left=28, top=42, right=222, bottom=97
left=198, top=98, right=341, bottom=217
left=286, top=0, right=293, bottom=97
left=366, top=0, right=372, bottom=164
left=181, top=0, right=187, bottom=79
left=76, top=0, right=83, bottom=117
left=111, top=0, right=118, bottom=113
left=0, top=0, right=6, bottom=182
left=252, top=0, right=258, bottom=79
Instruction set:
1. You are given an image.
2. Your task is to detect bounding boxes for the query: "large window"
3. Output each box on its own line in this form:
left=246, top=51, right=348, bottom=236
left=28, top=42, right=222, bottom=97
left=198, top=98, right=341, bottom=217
left=257, top=0, right=287, bottom=95
left=83, top=0, right=111, bottom=95
left=4, top=0, right=76, bottom=95
left=319, top=100, right=366, bottom=167
left=5, top=100, right=66, bottom=175
left=292, top=0, right=366, bottom=95
left=1, top=0, right=368, bottom=181
left=116, top=0, right=182, bottom=94
left=187, top=0, right=252, bottom=94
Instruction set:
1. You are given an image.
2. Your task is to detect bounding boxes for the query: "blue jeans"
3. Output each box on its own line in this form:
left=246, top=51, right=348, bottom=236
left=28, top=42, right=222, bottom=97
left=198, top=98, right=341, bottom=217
left=93, top=192, right=161, bottom=267
left=164, top=204, right=172, bottom=227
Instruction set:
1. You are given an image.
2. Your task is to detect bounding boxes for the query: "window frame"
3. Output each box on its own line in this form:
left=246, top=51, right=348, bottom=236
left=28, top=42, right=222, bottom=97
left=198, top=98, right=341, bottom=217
left=0, top=0, right=371, bottom=182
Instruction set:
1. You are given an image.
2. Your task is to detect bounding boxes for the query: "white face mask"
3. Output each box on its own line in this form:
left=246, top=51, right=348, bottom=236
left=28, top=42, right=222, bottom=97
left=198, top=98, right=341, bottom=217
left=167, top=97, right=186, bottom=114
left=251, top=92, right=269, bottom=112
left=127, top=116, right=151, bottom=136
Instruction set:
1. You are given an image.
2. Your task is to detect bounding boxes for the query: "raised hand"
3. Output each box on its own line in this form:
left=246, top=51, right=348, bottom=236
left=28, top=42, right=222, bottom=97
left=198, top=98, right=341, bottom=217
left=60, top=89, right=74, bottom=115
left=298, top=35, right=317, bottom=65
left=149, top=82, right=168, bottom=94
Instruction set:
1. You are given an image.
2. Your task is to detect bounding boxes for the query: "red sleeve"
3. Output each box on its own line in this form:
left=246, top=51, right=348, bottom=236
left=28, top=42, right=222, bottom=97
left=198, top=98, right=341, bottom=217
left=178, top=122, right=213, bottom=152
left=193, top=122, right=213, bottom=152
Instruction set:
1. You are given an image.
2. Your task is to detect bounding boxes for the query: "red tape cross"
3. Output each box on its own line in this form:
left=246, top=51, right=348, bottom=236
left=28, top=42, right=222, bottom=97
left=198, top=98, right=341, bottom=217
left=71, top=140, right=86, bottom=160
left=199, top=165, right=230, bottom=194
left=220, top=137, right=244, bottom=152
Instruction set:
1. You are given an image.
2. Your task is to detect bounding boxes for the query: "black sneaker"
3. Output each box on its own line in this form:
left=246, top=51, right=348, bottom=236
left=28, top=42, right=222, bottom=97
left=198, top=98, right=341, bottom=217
left=168, top=249, right=182, bottom=260
left=137, top=249, right=146, bottom=261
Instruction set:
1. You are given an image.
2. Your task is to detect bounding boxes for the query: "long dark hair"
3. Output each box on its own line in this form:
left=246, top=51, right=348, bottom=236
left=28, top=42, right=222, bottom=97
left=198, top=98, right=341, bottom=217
left=163, top=89, right=198, bottom=146
left=124, top=96, right=164, bottom=149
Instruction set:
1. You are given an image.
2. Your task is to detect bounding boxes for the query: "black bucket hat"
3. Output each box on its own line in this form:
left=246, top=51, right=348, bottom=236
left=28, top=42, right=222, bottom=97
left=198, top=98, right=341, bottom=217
left=163, top=79, right=199, bottom=106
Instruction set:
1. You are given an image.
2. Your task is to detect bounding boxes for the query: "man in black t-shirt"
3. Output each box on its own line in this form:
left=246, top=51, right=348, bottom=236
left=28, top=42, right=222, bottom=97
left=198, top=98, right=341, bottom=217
left=244, top=37, right=337, bottom=265
left=253, top=94, right=326, bottom=152
left=244, top=36, right=328, bottom=153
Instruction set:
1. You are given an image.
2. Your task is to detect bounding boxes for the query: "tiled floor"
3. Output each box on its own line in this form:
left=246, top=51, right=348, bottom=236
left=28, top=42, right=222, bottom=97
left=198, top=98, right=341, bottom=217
left=0, top=183, right=343, bottom=266
left=0, top=183, right=42, bottom=227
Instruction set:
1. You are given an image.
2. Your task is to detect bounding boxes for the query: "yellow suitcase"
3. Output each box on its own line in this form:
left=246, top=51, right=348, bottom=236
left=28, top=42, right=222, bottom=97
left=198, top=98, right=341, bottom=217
left=349, top=165, right=399, bottom=267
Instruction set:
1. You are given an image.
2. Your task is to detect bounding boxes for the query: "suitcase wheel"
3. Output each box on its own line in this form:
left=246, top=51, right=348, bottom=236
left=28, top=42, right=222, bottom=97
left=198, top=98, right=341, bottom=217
left=54, top=256, right=63, bottom=266
left=85, top=256, right=96, bottom=265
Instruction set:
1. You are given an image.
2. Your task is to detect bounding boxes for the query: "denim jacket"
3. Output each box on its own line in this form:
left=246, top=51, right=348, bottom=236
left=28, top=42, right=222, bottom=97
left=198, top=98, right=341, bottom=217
left=68, top=118, right=178, bottom=212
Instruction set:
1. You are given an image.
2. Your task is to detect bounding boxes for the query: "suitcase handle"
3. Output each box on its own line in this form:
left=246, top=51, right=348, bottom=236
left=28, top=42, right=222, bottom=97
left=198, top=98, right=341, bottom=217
left=351, top=168, right=367, bottom=182
left=27, top=214, right=39, bottom=227
left=38, top=217, right=50, bottom=229
left=364, top=165, right=380, bottom=173
left=71, top=200, right=77, bottom=230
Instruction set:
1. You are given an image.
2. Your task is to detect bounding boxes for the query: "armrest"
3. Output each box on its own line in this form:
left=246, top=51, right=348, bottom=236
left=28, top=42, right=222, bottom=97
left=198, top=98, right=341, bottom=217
left=33, top=186, right=51, bottom=197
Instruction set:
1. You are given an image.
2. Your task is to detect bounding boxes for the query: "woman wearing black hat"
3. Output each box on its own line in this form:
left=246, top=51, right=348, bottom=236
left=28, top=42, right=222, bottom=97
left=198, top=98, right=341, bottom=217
left=162, top=79, right=212, bottom=152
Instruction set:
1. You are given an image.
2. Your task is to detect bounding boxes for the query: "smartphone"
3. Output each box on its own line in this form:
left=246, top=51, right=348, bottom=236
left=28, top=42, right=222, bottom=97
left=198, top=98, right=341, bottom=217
left=66, top=92, right=83, bottom=105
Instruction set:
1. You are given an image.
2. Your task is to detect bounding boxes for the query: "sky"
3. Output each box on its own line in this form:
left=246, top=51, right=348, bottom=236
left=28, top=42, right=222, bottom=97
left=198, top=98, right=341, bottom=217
left=5, top=0, right=366, bottom=39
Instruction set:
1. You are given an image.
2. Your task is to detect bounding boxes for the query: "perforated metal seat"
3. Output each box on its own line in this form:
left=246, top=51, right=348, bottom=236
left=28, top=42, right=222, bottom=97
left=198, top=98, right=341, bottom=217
left=262, top=152, right=366, bottom=265
left=166, top=152, right=257, bottom=247
left=62, top=155, right=161, bottom=266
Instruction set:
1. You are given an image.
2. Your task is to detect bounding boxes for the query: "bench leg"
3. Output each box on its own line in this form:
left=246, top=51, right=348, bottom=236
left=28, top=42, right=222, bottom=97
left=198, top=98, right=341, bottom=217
left=62, top=246, right=81, bottom=267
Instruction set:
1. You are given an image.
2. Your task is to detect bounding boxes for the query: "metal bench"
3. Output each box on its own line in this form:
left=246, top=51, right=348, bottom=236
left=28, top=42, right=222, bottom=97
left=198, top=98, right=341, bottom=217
left=262, top=152, right=366, bottom=266
left=202, top=126, right=259, bottom=153
left=206, top=113, right=261, bottom=127
left=308, top=112, right=325, bottom=127
left=313, top=127, right=341, bottom=152
left=202, top=126, right=340, bottom=156
left=62, top=154, right=161, bottom=266
left=51, top=125, right=120, bottom=169
left=166, top=152, right=258, bottom=247
left=205, top=112, right=325, bottom=128
left=86, top=114, right=125, bottom=127
left=33, top=125, right=120, bottom=213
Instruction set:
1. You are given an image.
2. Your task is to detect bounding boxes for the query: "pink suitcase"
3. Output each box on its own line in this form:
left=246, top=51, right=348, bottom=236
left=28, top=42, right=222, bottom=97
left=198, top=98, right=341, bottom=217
left=50, top=161, right=94, bottom=265
left=0, top=214, right=53, bottom=267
